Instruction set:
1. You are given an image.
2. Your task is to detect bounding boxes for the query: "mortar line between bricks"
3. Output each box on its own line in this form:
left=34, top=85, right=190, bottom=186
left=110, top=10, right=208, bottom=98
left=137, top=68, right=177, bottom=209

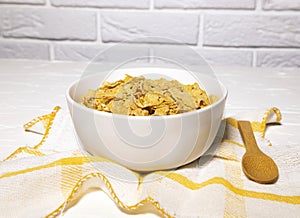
left=0, top=3, right=46, bottom=7
left=155, top=8, right=255, bottom=12
left=255, top=0, right=263, bottom=11
left=149, top=0, right=154, bottom=10
left=96, top=12, right=102, bottom=43
left=49, top=44, right=54, bottom=61
left=51, top=7, right=150, bottom=11
left=199, top=46, right=253, bottom=52
left=0, top=4, right=149, bottom=12
left=197, top=14, right=204, bottom=48
left=45, top=0, right=51, bottom=8
left=1, top=36, right=299, bottom=51
left=0, top=38, right=119, bottom=46
left=248, top=47, right=300, bottom=52
left=252, top=50, right=257, bottom=67
left=152, top=8, right=300, bottom=15
left=0, top=36, right=98, bottom=42
left=1, top=37, right=299, bottom=51
left=0, top=5, right=299, bottom=14
left=202, top=45, right=300, bottom=49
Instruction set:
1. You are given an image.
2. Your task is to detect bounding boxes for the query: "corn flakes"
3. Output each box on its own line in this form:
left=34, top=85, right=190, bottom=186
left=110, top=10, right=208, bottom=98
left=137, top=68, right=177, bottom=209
left=82, top=75, right=211, bottom=116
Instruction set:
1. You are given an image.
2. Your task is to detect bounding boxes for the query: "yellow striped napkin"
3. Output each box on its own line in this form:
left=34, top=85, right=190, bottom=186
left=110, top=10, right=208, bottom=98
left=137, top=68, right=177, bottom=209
left=1, top=106, right=299, bottom=217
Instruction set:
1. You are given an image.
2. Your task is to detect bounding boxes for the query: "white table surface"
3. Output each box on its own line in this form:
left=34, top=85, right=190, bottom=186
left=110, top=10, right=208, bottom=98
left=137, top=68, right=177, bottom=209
left=0, top=59, right=299, bottom=217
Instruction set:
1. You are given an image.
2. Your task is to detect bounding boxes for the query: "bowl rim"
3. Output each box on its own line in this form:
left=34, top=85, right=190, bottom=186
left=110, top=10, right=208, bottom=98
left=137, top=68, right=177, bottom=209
left=66, top=70, right=228, bottom=120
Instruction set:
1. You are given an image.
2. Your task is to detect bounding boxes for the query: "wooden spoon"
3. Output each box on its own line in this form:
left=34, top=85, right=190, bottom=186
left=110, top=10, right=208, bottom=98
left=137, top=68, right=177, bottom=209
left=238, top=120, right=279, bottom=184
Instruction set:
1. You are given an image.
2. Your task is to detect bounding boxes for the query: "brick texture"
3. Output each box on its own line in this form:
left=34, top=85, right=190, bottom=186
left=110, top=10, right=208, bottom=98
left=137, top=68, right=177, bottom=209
left=155, top=0, right=255, bottom=9
left=0, top=8, right=96, bottom=41
left=53, top=44, right=150, bottom=62
left=262, top=0, right=300, bottom=10
left=0, top=41, right=49, bottom=60
left=151, top=45, right=252, bottom=67
left=54, top=44, right=105, bottom=61
left=0, top=0, right=44, bottom=4
left=101, top=12, right=199, bottom=45
left=0, top=1, right=299, bottom=68
left=51, top=0, right=149, bottom=9
left=204, top=15, right=300, bottom=47
left=257, top=50, right=300, bottom=67
left=199, top=49, right=252, bottom=66
left=54, top=44, right=252, bottom=66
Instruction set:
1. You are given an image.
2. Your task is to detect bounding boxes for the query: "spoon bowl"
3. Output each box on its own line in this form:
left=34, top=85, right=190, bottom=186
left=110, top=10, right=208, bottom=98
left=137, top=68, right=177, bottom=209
left=238, top=121, right=279, bottom=184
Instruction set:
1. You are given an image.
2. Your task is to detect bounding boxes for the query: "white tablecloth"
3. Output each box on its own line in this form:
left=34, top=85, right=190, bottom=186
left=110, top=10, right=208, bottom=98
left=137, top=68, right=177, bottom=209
left=0, top=59, right=299, bottom=217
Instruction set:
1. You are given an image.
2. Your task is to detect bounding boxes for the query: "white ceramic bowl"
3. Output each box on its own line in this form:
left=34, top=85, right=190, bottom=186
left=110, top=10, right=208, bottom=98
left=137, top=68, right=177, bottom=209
left=66, top=68, right=227, bottom=171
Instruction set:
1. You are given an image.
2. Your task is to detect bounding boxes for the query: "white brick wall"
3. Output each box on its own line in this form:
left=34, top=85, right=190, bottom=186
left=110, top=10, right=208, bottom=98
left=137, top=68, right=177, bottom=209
left=257, top=50, right=300, bottom=67
left=0, top=0, right=44, bottom=4
left=151, top=45, right=253, bottom=66
left=101, top=12, right=199, bottom=44
left=262, top=0, right=300, bottom=10
left=0, top=41, right=49, bottom=59
left=0, top=0, right=299, bottom=68
left=204, top=15, right=300, bottom=47
left=154, top=0, right=255, bottom=9
left=51, top=0, right=149, bottom=9
left=53, top=44, right=150, bottom=63
left=1, top=8, right=97, bottom=40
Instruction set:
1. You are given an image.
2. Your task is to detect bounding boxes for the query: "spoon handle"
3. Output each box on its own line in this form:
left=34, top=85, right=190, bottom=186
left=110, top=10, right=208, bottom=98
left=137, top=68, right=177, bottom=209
left=238, top=120, right=262, bottom=154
